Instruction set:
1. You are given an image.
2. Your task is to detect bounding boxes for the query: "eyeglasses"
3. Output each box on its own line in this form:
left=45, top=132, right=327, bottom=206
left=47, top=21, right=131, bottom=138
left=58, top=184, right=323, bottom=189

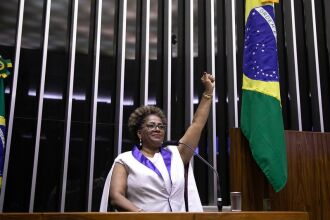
left=144, top=123, right=167, bottom=131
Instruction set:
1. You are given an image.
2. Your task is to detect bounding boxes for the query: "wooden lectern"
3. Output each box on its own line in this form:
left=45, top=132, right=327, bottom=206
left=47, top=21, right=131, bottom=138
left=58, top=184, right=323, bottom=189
left=0, top=212, right=308, bottom=220
left=229, top=128, right=330, bottom=220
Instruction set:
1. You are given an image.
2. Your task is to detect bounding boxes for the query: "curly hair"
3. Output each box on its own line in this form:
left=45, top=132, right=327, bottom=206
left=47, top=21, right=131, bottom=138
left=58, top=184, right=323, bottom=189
left=128, top=105, right=167, bottom=143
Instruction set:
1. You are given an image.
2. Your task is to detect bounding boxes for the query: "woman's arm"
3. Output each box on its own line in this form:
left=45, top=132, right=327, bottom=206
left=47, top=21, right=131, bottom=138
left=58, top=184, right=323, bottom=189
left=109, top=163, right=143, bottom=212
left=178, top=72, right=215, bottom=165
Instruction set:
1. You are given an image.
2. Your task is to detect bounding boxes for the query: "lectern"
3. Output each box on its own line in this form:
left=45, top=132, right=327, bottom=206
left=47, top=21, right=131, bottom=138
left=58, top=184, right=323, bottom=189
left=230, top=128, right=330, bottom=220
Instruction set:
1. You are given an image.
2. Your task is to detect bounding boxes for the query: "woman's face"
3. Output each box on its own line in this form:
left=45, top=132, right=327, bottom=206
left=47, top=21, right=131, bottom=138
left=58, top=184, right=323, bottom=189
left=138, top=114, right=166, bottom=148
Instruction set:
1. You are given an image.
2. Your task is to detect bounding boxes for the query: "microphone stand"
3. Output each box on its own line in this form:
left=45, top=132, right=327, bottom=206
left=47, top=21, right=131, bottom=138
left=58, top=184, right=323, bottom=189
left=178, top=141, right=222, bottom=212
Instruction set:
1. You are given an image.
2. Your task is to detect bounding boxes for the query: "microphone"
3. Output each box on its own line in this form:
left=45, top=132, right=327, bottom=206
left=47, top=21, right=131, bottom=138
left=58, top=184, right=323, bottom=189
left=163, top=140, right=222, bottom=212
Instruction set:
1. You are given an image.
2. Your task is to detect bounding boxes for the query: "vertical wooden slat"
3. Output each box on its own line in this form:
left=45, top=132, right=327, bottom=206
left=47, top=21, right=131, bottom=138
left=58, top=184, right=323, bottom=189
left=205, top=0, right=217, bottom=205
left=29, top=0, right=52, bottom=212
left=289, top=0, right=302, bottom=131
left=216, top=0, right=230, bottom=205
left=310, top=0, right=324, bottom=132
left=163, top=0, right=172, bottom=140
left=87, top=0, right=102, bottom=211
left=282, top=0, right=302, bottom=131
left=184, top=0, right=193, bottom=127
left=60, top=0, right=78, bottom=212
left=140, top=0, right=150, bottom=106
left=0, top=0, right=25, bottom=211
left=303, top=0, right=323, bottom=131
left=225, top=0, right=238, bottom=128
left=114, top=0, right=127, bottom=156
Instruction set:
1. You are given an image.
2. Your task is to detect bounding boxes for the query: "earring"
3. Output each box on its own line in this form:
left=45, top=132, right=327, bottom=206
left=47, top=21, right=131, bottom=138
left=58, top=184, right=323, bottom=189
left=139, top=138, right=142, bottom=147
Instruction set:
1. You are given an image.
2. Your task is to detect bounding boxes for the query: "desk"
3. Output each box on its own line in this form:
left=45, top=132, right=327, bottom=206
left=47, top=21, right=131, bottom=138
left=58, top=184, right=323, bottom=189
left=0, top=212, right=309, bottom=220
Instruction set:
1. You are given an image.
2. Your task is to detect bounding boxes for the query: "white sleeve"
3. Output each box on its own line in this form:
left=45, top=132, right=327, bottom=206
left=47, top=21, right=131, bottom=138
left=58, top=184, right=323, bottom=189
left=99, top=164, right=114, bottom=212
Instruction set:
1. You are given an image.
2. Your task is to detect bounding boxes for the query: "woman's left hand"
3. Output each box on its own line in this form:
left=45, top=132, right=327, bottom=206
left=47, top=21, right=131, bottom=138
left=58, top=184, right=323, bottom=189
left=201, top=72, right=215, bottom=94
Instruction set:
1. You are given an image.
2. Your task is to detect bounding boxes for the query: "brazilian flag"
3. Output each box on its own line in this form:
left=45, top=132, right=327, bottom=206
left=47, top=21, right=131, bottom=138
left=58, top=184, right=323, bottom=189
left=0, top=56, right=11, bottom=188
left=240, top=0, right=287, bottom=192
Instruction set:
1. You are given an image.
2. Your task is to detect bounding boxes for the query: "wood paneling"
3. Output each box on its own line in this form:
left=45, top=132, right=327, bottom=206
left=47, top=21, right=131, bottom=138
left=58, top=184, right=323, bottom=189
left=270, top=131, right=330, bottom=220
left=195, top=212, right=308, bottom=220
left=229, top=128, right=330, bottom=220
left=229, top=128, right=267, bottom=211
left=0, top=212, right=308, bottom=220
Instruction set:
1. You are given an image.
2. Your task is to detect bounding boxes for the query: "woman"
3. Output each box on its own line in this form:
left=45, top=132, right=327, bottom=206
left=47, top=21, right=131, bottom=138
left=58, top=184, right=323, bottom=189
left=100, top=72, right=215, bottom=212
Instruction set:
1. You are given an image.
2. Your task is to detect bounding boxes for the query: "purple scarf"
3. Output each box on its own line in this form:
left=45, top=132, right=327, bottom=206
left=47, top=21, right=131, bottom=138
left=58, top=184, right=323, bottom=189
left=132, top=145, right=172, bottom=181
